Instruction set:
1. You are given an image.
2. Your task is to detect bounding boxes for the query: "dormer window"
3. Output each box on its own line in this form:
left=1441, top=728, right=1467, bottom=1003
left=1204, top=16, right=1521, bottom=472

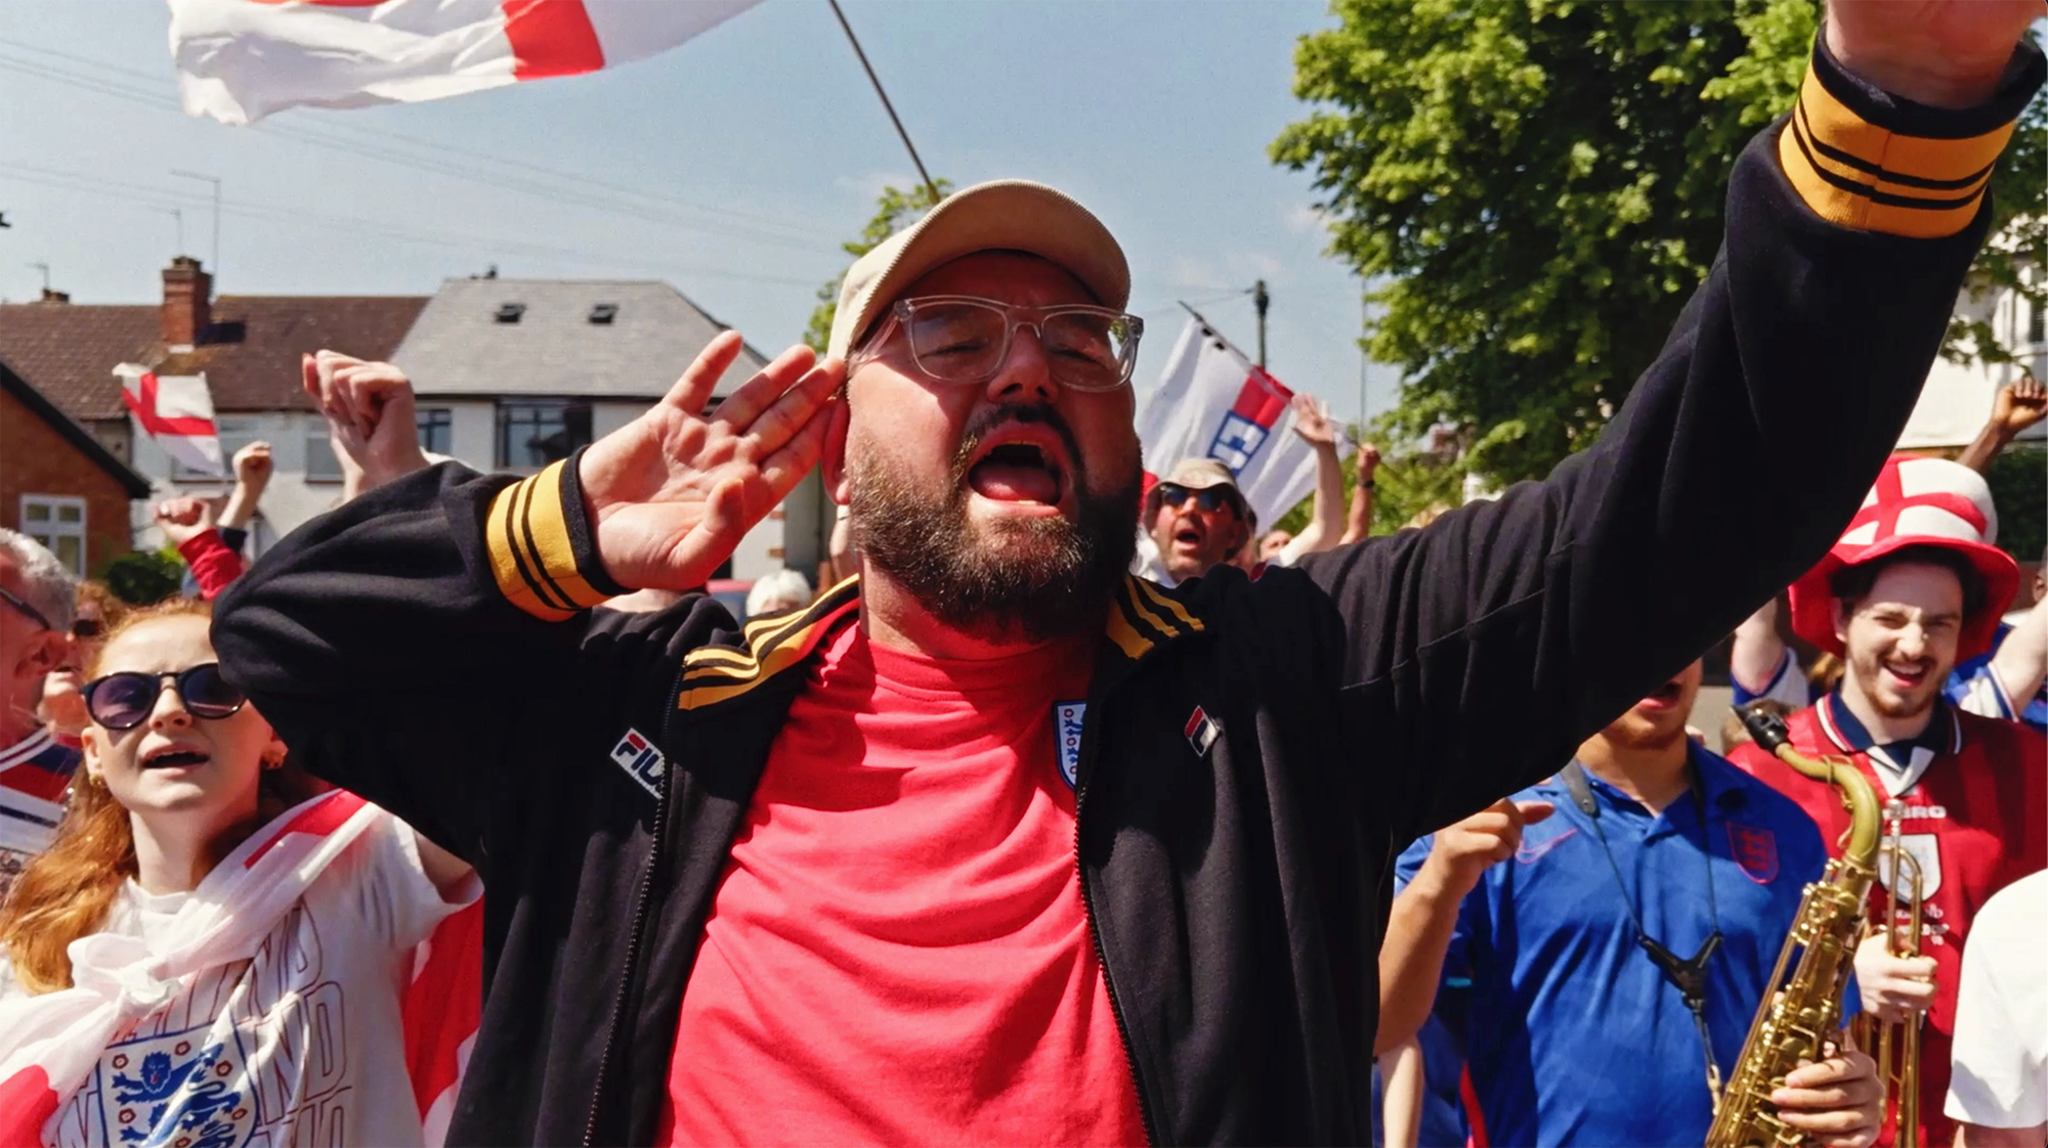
left=589, top=303, right=618, bottom=325
left=495, top=302, right=526, bottom=324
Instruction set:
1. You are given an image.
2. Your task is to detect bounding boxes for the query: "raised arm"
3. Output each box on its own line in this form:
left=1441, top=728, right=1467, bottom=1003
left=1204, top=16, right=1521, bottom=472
left=1339, top=442, right=1379, bottom=546
left=1375, top=799, right=1550, bottom=1054
left=1297, top=6, right=2045, bottom=836
left=213, top=334, right=842, bottom=854
left=1956, top=376, right=2047, bottom=474
left=1277, top=394, right=1347, bottom=563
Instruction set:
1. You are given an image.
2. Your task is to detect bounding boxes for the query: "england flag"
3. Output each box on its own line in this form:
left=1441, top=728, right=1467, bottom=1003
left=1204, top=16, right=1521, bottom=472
left=115, top=363, right=224, bottom=477
left=1134, top=319, right=1338, bottom=530
left=169, top=0, right=763, bottom=125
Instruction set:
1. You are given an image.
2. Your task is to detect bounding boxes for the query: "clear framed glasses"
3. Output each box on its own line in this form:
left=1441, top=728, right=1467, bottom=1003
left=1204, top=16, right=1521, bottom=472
left=858, top=294, right=1144, bottom=392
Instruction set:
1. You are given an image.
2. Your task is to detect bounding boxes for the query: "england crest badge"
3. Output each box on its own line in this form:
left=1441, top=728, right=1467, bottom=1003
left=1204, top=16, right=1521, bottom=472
left=1053, top=701, right=1086, bottom=789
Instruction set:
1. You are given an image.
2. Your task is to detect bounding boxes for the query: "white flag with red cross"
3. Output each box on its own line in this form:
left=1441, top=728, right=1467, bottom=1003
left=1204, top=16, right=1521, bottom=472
left=1134, top=319, right=1339, bottom=531
left=169, top=0, right=763, bottom=126
left=115, top=362, right=224, bottom=477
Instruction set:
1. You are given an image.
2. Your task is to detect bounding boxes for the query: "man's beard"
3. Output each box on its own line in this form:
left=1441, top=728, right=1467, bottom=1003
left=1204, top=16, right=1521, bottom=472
left=849, top=407, right=1139, bottom=644
left=1851, top=648, right=1946, bottom=720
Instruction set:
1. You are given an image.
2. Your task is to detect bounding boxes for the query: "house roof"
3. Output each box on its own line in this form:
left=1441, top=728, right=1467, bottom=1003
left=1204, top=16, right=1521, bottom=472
left=0, top=355, right=153, bottom=497
left=0, top=294, right=427, bottom=420
left=0, top=302, right=159, bottom=422
left=392, top=279, right=769, bottom=399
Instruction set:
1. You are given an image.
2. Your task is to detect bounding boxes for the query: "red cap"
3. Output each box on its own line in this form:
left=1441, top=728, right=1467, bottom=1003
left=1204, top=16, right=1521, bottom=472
left=1786, top=455, right=2018, bottom=661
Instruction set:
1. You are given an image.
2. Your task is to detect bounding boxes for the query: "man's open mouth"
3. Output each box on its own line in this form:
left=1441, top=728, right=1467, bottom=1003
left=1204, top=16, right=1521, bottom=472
left=968, top=441, right=1066, bottom=506
left=1884, top=662, right=1930, bottom=688
left=141, top=746, right=210, bottom=770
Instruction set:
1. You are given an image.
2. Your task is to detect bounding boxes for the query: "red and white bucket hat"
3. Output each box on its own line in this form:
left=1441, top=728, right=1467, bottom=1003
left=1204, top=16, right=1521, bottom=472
left=1787, top=454, right=2019, bottom=661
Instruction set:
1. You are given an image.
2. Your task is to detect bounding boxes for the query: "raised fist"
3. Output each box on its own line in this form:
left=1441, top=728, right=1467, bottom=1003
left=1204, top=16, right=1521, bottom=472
left=232, top=441, right=273, bottom=486
left=153, top=496, right=215, bottom=547
left=1991, top=375, right=2047, bottom=437
left=1356, top=441, right=1382, bottom=478
left=303, top=351, right=429, bottom=494
left=1824, top=0, right=2043, bottom=109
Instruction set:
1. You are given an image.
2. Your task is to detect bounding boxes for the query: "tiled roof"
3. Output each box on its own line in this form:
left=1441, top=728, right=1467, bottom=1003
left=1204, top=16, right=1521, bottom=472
left=392, top=279, right=768, bottom=399
left=0, top=294, right=427, bottom=420
left=0, top=303, right=158, bottom=422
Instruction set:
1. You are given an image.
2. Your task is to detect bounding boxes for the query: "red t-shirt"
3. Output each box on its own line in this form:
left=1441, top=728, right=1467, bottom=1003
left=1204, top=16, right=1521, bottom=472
left=657, top=620, right=1148, bottom=1146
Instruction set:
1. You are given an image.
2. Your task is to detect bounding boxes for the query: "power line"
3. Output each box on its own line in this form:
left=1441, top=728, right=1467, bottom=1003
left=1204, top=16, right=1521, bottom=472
left=0, top=43, right=844, bottom=254
left=0, top=163, right=822, bottom=287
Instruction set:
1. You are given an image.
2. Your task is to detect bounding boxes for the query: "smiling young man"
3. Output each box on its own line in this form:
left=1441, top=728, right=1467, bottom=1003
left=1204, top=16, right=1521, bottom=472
left=1381, top=661, right=1878, bottom=1147
left=1728, top=456, right=2048, bottom=1148
left=211, top=7, right=2047, bottom=1142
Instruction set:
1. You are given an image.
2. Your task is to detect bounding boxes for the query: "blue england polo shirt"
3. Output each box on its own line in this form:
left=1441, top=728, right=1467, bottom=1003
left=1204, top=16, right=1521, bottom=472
left=1394, top=744, right=1838, bottom=1147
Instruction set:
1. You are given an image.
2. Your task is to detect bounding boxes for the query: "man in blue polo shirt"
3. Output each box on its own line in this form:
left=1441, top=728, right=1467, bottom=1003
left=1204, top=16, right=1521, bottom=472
left=1379, top=659, right=1882, bottom=1147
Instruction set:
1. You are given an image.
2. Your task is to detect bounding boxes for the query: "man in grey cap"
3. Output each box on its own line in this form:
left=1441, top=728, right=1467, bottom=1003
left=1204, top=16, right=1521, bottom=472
left=215, top=9, right=2043, bottom=1140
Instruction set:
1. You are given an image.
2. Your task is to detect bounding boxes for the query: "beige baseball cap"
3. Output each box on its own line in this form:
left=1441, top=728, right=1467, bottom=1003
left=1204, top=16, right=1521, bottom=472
left=826, top=179, right=1131, bottom=362
left=1160, top=457, right=1241, bottom=492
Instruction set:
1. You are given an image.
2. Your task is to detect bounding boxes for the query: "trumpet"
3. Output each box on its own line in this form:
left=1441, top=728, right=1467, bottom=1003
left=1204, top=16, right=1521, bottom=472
left=1852, top=812, right=1927, bottom=1148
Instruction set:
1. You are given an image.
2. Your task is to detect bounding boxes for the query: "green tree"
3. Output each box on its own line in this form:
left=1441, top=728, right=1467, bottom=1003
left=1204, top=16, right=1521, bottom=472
left=1272, top=0, right=2045, bottom=490
left=102, top=546, right=185, bottom=606
left=803, top=179, right=953, bottom=354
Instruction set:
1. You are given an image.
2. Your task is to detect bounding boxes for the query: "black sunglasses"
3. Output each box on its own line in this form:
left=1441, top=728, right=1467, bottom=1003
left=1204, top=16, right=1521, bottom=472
left=1153, top=481, right=1244, bottom=516
left=0, top=585, right=53, bottom=633
left=81, top=663, right=247, bottom=731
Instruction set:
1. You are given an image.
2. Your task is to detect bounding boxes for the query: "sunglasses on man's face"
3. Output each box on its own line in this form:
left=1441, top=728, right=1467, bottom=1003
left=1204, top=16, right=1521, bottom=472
left=81, top=663, right=247, bottom=731
left=1153, top=482, right=1243, bottom=516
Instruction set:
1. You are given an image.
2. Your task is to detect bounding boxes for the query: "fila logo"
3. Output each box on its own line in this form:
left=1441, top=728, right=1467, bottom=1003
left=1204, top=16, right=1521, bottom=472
left=608, top=728, right=666, bottom=800
left=1184, top=706, right=1220, bottom=757
left=1054, top=701, right=1086, bottom=790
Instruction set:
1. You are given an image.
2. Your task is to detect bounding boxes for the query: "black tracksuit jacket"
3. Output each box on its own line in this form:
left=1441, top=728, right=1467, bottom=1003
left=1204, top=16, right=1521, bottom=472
left=212, top=41, right=2040, bottom=1147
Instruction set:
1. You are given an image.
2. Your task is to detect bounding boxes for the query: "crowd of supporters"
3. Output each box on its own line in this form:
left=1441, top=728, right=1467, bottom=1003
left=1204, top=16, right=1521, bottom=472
left=0, top=6, right=2043, bottom=1146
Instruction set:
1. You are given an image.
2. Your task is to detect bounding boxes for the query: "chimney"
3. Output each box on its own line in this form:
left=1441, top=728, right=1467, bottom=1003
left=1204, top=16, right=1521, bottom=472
left=38, top=288, right=69, bottom=304
left=162, top=255, right=212, bottom=349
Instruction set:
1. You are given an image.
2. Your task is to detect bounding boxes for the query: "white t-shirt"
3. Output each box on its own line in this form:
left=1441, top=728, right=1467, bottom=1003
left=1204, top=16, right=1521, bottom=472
left=0, top=814, right=469, bottom=1148
left=1944, top=869, right=2048, bottom=1131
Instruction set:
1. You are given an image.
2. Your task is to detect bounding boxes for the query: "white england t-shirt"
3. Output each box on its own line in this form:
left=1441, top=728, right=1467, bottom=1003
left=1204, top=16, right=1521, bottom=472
left=0, top=813, right=471, bottom=1148
left=1945, top=869, right=2048, bottom=1132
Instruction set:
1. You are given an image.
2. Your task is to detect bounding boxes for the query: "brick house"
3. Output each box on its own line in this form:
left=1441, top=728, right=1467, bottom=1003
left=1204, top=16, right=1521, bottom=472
left=0, top=356, right=152, bottom=577
left=0, top=259, right=425, bottom=552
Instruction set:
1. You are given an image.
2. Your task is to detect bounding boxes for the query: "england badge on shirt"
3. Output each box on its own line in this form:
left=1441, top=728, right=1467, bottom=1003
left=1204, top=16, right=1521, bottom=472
left=1054, top=701, right=1087, bottom=789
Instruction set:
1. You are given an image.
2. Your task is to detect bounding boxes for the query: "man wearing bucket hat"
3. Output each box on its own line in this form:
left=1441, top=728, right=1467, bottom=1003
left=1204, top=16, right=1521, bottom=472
left=1141, top=458, right=1255, bottom=584
left=214, top=5, right=2045, bottom=1142
left=1728, top=454, right=2047, bottom=1148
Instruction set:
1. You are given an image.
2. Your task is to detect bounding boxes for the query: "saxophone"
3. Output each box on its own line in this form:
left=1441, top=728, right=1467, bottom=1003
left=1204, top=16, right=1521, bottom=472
left=1705, top=705, right=1882, bottom=1148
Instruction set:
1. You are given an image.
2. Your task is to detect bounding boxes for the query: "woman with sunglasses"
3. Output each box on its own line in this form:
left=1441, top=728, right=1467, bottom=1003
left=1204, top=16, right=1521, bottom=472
left=36, top=581, right=125, bottom=750
left=0, top=598, right=475, bottom=1147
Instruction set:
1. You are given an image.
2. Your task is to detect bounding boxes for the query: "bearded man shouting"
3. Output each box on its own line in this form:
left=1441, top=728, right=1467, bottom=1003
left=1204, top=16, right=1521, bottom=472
left=215, top=5, right=2045, bottom=1141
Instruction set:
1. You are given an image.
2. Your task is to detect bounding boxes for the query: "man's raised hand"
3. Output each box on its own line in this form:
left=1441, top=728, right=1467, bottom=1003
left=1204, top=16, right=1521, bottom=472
left=303, top=351, right=430, bottom=494
left=577, top=332, right=842, bottom=592
left=1418, top=797, right=1556, bottom=898
left=1991, top=376, right=2048, bottom=437
left=1824, top=0, right=2043, bottom=109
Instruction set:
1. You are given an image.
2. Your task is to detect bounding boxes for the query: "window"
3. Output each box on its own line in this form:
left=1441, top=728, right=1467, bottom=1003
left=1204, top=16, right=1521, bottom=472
left=498, top=401, right=592, bottom=469
left=20, top=495, right=86, bottom=577
left=417, top=408, right=454, bottom=456
left=2030, top=297, right=2045, bottom=347
left=304, top=425, right=343, bottom=482
left=495, top=302, right=526, bottom=324
left=171, top=415, right=257, bottom=481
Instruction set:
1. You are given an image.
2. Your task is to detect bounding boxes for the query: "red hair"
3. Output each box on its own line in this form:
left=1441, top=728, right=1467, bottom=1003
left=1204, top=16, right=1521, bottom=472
left=0, top=598, right=313, bottom=993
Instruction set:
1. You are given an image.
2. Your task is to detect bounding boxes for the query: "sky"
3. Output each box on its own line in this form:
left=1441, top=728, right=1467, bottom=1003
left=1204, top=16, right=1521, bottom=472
left=0, top=0, right=1400, bottom=425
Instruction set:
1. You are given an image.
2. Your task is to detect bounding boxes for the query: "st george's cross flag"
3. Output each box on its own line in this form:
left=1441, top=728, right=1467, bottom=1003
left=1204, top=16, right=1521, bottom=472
left=169, top=0, right=764, bottom=125
left=116, top=362, right=225, bottom=477
left=1134, top=318, right=1343, bottom=531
